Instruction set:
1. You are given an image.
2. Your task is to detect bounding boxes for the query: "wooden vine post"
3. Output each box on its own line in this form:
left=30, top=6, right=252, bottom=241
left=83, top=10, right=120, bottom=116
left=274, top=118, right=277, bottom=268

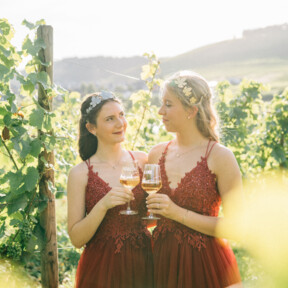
left=37, top=25, right=59, bottom=288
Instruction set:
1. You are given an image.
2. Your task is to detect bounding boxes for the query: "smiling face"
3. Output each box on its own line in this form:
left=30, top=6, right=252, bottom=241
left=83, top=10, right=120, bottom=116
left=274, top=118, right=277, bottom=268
left=88, top=101, right=127, bottom=145
left=158, top=87, right=192, bottom=133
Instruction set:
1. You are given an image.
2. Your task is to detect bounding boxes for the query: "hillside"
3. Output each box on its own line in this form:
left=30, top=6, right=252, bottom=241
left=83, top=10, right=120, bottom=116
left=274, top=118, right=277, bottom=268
left=161, top=24, right=288, bottom=71
left=159, top=23, right=288, bottom=92
left=54, top=56, right=147, bottom=90
left=54, top=23, right=288, bottom=93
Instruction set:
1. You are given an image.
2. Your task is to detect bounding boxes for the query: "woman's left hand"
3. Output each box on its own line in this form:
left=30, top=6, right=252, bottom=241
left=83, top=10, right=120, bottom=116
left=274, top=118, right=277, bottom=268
left=146, top=193, right=179, bottom=220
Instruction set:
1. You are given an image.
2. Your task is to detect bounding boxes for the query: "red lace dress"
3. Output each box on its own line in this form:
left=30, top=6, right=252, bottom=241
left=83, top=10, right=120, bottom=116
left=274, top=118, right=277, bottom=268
left=75, top=152, right=153, bottom=288
left=153, top=141, right=241, bottom=288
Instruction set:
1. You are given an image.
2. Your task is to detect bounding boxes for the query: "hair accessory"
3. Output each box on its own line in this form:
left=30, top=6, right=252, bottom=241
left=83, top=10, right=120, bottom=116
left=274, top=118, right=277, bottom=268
left=189, top=96, right=197, bottom=104
left=86, top=91, right=115, bottom=114
left=170, top=78, right=201, bottom=105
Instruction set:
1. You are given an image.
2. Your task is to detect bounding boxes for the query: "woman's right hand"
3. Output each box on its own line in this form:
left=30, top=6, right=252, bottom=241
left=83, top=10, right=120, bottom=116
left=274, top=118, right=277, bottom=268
left=100, top=186, right=134, bottom=210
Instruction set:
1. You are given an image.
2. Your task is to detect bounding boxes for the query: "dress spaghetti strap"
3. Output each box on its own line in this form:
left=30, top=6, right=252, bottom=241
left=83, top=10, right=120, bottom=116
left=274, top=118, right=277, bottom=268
left=128, top=151, right=143, bottom=174
left=164, top=141, right=173, bottom=155
left=128, top=151, right=135, bottom=160
left=205, top=140, right=217, bottom=160
left=85, top=158, right=91, bottom=169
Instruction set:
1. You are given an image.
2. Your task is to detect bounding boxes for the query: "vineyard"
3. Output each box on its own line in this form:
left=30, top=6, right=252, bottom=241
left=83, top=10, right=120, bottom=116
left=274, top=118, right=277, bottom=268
left=0, top=19, right=288, bottom=287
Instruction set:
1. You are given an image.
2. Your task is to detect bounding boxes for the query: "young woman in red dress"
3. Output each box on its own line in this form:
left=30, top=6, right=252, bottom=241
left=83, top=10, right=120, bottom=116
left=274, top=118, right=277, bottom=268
left=147, top=71, right=243, bottom=288
left=67, top=92, right=153, bottom=288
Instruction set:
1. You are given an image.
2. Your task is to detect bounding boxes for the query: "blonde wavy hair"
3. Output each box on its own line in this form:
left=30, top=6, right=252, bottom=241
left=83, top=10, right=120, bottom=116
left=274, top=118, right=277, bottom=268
left=164, top=71, right=219, bottom=142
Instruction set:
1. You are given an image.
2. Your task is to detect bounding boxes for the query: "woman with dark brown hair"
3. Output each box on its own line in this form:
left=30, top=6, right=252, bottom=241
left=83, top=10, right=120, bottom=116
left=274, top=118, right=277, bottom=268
left=67, top=91, right=153, bottom=288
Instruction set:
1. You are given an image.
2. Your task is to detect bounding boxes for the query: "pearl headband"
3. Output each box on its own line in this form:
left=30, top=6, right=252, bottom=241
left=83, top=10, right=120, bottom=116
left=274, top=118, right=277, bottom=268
left=86, top=91, right=116, bottom=114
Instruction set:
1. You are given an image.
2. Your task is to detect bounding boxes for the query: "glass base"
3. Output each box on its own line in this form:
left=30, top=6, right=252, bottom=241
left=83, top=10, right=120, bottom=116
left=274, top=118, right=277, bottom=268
left=142, top=215, right=160, bottom=220
left=120, top=209, right=138, bottom=215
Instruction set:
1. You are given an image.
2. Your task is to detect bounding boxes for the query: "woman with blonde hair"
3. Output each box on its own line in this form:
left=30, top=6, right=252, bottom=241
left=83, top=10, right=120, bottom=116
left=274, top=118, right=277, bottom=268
left=147, top=71, right=242, bottom=288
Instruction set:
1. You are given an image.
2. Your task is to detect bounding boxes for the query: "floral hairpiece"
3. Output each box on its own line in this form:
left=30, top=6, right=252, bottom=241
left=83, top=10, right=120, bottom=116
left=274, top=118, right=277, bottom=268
left=86, top=91, right=116, bottom=114
left=170, top=78, right=199, bottom=105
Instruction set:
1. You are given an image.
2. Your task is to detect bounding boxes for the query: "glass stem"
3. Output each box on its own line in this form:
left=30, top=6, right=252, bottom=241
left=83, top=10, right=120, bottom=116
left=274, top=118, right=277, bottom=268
left=127, top=201, right=131, bottom=211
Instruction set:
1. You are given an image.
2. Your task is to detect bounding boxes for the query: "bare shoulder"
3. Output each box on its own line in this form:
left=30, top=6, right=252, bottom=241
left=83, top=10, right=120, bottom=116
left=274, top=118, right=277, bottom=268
left=69, top=161, right=88, bottom=176
left=148, top=142, right=169, bottom=164
left=68, top=162, right=89, bottom=187
left=208, top=142, right=240, bottom=173
left=130, top=150, right=148, bottom=169
left=210, top=143, right=236, bottom=160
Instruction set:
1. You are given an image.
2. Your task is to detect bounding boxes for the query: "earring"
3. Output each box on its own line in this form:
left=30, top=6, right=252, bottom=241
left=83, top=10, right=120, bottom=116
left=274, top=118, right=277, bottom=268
left=187, top=116, right=191, bottom=120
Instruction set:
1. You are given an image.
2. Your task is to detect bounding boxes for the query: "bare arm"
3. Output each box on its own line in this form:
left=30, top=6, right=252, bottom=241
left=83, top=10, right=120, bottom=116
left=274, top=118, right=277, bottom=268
left=147, top=144, right=243, bottom=239
left=67, top=164, right=133, bottom=248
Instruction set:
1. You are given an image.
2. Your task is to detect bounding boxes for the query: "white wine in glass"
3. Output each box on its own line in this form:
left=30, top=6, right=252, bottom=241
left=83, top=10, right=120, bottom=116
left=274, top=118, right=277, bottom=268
left=141, top=182, right=162, bottom=194
left=119, top=160, right=140, bottom=215
left=142, top=164, right=162, bottom=220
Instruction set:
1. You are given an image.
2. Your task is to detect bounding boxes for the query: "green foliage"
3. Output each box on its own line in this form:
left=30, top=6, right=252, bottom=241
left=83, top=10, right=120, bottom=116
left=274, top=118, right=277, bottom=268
left=232, top=245, right=268, bottom=287
left=0, top=18, right=64, bottom=277
left=215, top=79, right=287, bottom=177
left=125, top=53, right=171, bottom=152
left=263, top=89, right=288, bottom=169
left=0, top=259, right=39, bottom=287
left=57, top=227, right=80, bottom=285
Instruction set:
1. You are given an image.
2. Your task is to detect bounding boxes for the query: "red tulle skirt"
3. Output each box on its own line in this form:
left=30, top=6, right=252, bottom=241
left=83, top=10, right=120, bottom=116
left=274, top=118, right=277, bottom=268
left=153, top=232, right=241, bottom=288
left=75, top=237, right=153, bottom=288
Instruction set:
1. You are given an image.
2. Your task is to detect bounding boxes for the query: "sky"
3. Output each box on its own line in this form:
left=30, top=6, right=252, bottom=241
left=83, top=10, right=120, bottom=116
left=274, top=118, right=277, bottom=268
left=2, top=0, right=288, bottom=61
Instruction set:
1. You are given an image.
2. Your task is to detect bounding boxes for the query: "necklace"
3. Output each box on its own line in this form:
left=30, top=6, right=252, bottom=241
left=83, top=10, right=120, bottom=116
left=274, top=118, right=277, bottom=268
left=102, top=159, right=121, bottom=169
left=174, top=143, right=204, bottom=158
left=90, top=159, right=121, bottom=169
left=93, top=151, right=123, bottom=169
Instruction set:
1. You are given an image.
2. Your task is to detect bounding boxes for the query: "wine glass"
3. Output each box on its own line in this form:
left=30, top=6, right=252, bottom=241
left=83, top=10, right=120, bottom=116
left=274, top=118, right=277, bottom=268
left=141, top=164, right=162, bottom=220
left=119, top=160, right=140, bottom=215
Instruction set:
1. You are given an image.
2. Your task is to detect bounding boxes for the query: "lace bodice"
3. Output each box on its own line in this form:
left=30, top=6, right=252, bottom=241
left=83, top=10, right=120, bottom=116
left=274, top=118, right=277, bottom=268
left=153, top=140, right=221, bottom=250
left=85, top=152, right=150, bottom=253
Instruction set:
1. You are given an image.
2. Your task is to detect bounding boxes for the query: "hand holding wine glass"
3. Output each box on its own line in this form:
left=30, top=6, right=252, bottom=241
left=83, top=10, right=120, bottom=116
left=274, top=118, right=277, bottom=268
left=119, top=160, right=140, bottom=215
left=142, top=164, right=162, bottom=220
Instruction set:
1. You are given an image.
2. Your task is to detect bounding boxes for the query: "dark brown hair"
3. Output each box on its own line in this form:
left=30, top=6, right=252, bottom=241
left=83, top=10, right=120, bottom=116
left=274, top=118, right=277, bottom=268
left=78, top=92, right=120, bottom=161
